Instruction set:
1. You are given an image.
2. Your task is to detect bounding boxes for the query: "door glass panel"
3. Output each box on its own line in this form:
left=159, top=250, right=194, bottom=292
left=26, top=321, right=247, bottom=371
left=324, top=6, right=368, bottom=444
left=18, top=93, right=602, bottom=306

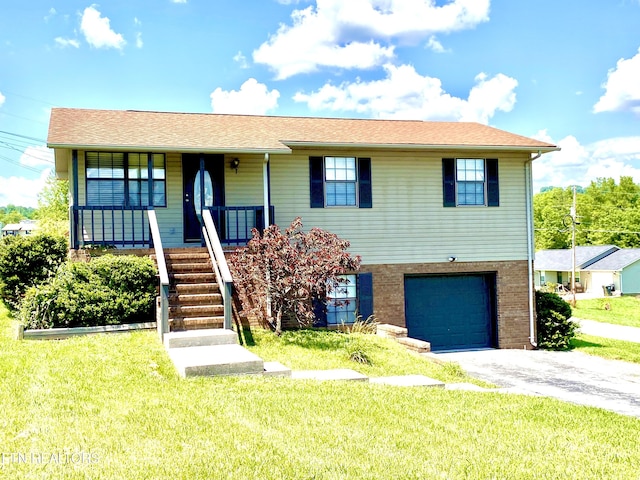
left=193, top=170, right=214, bottom=215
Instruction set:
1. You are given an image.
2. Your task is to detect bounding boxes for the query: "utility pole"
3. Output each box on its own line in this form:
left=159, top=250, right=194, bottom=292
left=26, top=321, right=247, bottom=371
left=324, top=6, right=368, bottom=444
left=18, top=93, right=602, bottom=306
left=570, top=185, right=577, bottom=307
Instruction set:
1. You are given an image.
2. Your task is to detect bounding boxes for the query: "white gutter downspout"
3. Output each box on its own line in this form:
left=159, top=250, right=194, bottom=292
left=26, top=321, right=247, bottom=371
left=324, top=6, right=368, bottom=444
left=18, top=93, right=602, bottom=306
left=526, top=151, right=542, bottom=348
left=263, top=153, right=270, bottom=229
left=263, top=153, right=272, bottom=322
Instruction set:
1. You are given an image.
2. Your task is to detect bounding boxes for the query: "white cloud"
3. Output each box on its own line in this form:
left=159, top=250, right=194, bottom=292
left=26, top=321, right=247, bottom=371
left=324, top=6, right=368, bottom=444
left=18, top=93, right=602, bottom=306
left=0, top=91, right=5, bottom=107
left=593, top=47, right=640, bottom=114
left=532, top=131, right=640, bottom=191
left=426, top=35, right=447, bottom=53
left=54, top=37, right=80, bottom=48
left=80, top=6, right=126, bottom=50
left=294, top=64, right=517, bottom=123
left=44, top=7, right=57, bottom=22
left=20, top=145, right=55, bottom=168
left=171, top=0, right=187, bottom=3
left=254, top=0, right=489, bottom=79
left=210, top=78, right=280, bottom=115
left=233, top=51, right=249, bottom=69
left=136, top=32, right=143, bottom=48
left=0, top=169, right=51, bottom=208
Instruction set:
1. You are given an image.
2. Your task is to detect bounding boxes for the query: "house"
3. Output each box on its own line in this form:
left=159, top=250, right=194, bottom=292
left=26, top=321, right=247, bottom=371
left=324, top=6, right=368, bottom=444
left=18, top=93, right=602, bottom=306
left=582, top=249, right=640, bottom=295
left=47, top=108, right=557, bottom=351
left=1, top=220, right=38, bottom=237
left=534, top=245, right=622, bottom=294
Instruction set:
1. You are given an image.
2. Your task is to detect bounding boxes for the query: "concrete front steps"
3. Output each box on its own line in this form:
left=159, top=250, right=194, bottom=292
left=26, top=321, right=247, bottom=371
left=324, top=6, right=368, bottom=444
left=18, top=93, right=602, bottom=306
left=164, top=328, right=291, bottom=378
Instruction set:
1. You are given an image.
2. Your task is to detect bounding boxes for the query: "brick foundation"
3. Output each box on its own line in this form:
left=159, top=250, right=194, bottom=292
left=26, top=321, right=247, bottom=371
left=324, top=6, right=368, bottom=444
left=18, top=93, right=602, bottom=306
left=362, top=260, right=534, bottom=350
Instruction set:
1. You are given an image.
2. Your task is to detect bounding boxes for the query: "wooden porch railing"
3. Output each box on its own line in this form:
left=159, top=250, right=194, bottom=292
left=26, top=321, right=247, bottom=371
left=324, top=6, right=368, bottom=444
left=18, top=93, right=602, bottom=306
left=207, top=205, right=275, bottom=246
left=202, top=209, right=234, bottom=330
left=71, top=205, right=150, bottom=249
left=148, top=210, right=169, bottom=338
left=70, top=205, right=275, bottom=249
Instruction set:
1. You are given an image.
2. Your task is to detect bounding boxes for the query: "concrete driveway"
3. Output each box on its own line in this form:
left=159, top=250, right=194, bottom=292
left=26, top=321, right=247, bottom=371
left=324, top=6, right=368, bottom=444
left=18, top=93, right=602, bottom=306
left=434, top=349, right=640, bottom=417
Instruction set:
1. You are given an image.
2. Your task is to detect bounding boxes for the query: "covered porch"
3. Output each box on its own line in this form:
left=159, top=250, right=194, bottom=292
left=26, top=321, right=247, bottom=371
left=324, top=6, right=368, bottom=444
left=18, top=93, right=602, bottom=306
left=64, top=150, right=275, bottom=250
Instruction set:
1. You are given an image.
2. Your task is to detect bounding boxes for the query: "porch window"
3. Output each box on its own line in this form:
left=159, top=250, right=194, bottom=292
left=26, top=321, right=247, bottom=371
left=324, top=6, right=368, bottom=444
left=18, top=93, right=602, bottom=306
left=86, top=152, right=166, bottom=207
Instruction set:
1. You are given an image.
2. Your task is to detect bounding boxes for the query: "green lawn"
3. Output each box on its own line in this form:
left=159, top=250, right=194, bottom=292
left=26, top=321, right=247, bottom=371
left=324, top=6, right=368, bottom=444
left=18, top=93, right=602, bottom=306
left=2, top=305, right=640, bottom=479
left=573, top=296, right=640, bottom=327
left=244, top=328, right=478, bottom=383
left=571, top=333, right=640, bottom=364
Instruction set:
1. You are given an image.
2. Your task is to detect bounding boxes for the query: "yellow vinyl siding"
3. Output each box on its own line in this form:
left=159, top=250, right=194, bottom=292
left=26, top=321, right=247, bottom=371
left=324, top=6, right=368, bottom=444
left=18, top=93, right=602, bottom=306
left=270, top=150, right=530, bottom=265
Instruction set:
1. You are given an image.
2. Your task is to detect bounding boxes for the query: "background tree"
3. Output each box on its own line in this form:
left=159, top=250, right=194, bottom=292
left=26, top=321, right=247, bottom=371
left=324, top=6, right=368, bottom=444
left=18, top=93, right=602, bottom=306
left=230, top=217, right=361, bottom=335
left=34, top=175, right=69, bottom=237
left=534, top=177, right=640, bottom=250
left=0, top=205, right=35, bottom=226
left=533, top=187, right=574, bottom=250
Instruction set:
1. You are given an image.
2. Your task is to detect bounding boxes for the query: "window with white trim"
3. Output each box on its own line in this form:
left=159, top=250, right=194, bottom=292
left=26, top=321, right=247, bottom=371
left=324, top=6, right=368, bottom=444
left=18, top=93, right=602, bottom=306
left=456, top=159, right=486, bottom=206
left=326, top=274, right=358, bottom=326
left=325, top=157, right=357, bottom=206
left=442, top=158, right=499, bottom=207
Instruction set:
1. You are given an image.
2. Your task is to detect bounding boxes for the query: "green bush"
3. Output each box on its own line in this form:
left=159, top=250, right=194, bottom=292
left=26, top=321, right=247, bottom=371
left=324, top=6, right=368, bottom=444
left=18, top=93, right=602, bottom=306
left=536, top=290, right=577, bottom=350
left=0, top=233, right=67, bottom=310
left=19, top=255, right=157, bottom=329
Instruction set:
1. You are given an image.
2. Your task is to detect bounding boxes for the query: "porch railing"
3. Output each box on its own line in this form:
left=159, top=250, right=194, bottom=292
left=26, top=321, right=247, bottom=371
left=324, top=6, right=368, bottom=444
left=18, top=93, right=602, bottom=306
left=202, top=209, right=233, bottom=330
left=71, top=205, right=150, bottom=249
left=70, top=204, right=275, bottom=249
left=207, top=205, right=275, bottom=246
left=148, top=210, right=169, bottom=338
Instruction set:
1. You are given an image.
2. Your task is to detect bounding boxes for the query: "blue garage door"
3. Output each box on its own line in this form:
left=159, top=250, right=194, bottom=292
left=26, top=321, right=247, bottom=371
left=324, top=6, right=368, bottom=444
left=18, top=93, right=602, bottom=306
left=404, top=274, right=496, bottom=351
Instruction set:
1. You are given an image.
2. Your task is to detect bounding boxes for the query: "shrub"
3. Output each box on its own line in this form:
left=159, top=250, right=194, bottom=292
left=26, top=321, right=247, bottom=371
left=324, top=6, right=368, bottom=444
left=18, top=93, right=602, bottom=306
left=536, top=290, right=577, bottom=350
left=19, top=255, right=157, bottom=329
left=0, top=233, right=67, bottom=310
left=231, top=217, right=361, bottom=334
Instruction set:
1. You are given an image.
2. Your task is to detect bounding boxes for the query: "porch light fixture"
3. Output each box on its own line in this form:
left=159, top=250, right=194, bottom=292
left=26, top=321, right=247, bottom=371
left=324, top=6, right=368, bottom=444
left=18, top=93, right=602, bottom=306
left=230, top=158, right=240, bottom=173
left=448, top=256, right=456, bottom=262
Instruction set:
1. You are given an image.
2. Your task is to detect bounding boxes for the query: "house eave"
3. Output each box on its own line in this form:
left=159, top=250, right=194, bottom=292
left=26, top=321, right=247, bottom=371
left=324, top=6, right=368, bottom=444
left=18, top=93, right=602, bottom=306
left=281, top=141, right=559, bottom=154
left=47, top=143, right=292, bottom=155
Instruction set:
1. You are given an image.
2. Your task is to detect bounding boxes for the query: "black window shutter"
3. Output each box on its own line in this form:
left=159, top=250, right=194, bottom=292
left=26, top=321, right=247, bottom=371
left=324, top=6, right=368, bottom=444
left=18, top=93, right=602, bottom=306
left=309, top=156, right=324, bottom=208
left=357, top=272, right=374, bottom=321
left=358, top=158, right=372, bottom=208
left=486, top=158, right=499, bottom=207
left=442, top=158, right=456, bottom=207
left=312, top=297, right=327, bottom=327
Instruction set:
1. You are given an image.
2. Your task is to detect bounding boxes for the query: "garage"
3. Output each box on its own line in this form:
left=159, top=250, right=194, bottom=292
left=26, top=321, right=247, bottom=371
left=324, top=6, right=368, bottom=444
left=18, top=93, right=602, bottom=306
left=404, top=274, right=497, bottom=351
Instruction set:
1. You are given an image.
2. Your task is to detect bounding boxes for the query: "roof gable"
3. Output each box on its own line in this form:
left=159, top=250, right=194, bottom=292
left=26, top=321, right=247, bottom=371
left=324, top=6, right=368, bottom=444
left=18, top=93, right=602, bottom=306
left=47, top=108, right=558, bottom=154
left=534, top=245, right=620, bottom=271
left=583, top=248, right=640, bottom=271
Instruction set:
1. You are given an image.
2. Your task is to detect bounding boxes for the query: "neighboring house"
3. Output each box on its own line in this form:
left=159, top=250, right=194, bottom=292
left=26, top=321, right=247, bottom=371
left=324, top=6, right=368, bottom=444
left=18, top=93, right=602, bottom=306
left=47, top=108, right=557, bottom=351
left=1, top=220, right=38, bottom=237
left=582, top=249, right=640, bottom=295
left=534, top=245, right=627, bottom=294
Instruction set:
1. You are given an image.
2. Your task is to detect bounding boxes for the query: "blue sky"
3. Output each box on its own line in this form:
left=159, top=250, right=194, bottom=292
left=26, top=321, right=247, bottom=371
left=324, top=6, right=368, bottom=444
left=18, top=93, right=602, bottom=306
left=1, top=0, right=640, bottom=207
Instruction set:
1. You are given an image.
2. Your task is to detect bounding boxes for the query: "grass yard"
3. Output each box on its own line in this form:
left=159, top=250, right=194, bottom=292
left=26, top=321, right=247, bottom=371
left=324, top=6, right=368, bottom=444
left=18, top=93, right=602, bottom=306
left=572, top=333, right=640, bottom=364
left=2, top=304, right=640, bottom=479
left=573, top=296, right=640, bottom=327
left=243, top=327, right=476, bottom=382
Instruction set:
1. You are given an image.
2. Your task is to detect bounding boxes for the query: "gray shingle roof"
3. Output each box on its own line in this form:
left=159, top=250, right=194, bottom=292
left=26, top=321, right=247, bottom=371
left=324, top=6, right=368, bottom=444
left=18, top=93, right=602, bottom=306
left=534, top=245, right=619, bottom=271
left=583, top=248, right=640, bottom=271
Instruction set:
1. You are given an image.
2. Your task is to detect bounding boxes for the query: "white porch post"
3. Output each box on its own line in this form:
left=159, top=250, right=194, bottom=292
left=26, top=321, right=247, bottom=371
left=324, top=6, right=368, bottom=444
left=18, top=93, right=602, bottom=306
left=263, top=153, right=270, bottom=229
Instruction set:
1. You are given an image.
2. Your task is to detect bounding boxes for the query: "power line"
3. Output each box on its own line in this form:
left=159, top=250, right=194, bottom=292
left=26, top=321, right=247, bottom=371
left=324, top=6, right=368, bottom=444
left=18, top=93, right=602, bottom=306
left=0, top=130, right=46, bottom=143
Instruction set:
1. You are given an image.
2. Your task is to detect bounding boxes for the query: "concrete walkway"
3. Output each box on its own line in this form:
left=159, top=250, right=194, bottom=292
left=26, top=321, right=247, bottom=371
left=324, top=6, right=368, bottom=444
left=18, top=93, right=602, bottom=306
left=575, top=318, right=640, bottom=343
